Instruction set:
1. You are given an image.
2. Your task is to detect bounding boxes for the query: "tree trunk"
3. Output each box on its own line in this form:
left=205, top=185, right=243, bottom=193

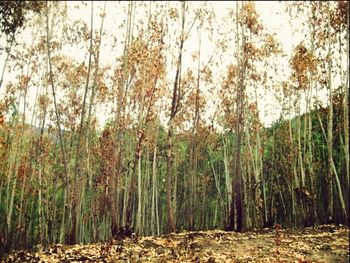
left=165, top=1, right=186, bottom=233
left=326, top=2, right=347, bottom=222
left=46, top=2, right=70, bottom=243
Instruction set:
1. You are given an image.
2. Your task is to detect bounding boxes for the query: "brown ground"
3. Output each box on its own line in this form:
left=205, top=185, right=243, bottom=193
left=2, top=225, right=349, bottom=262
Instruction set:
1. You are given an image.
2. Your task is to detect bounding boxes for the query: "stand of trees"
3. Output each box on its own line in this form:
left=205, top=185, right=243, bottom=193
left=0, top=1, right=348, bottom=252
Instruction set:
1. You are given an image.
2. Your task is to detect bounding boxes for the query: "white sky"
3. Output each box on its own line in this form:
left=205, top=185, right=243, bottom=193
left=0, top=1, right=334, bottom=129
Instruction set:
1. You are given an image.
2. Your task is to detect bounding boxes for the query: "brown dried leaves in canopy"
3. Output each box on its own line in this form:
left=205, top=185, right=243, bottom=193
left=220, top=64, right=240, bottom=128
left=291, top=42, right=317, bottom=90
left=331, top=1, right=348, bottom=33
left=128, top=38, right=165, bottom=104
left=239, top=2, right=263, bottom=35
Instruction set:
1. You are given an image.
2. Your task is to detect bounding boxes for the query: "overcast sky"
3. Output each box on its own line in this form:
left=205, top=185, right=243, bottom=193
left=0, top=1, right=333, bottom=129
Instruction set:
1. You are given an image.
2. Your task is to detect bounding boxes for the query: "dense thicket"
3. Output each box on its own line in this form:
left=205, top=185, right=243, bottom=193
left=0, top=1, right=348, bottom=252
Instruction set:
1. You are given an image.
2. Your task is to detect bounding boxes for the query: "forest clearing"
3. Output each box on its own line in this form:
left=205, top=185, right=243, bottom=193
left=0, top=1, right=349, bottom=262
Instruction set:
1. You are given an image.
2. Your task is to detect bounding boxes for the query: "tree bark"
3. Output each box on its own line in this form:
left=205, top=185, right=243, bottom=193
left=165, top=1, right=186, bottom=233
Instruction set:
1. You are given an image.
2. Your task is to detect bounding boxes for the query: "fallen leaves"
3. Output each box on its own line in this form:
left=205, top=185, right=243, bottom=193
left=2, top=225, right=349, bottom=263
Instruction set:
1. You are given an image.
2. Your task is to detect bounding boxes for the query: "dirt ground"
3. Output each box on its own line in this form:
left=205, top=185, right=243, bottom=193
left=2, top=224, right=349, bottom=262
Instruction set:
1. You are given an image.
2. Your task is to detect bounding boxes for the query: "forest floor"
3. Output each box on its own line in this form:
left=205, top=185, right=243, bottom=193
left=2, top=224, right=349, bottom=262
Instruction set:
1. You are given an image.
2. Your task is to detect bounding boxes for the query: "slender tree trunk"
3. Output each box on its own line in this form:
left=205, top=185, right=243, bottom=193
left=70, top=1, right=94, bottom=245
left=223, top=137, right=232, bottom=220
left=151, top=146, right=156, bottom=235
left=165, top=1, right=186, bottom=233
left=232, top=105, right=243, bottom=232
left=325, top=3, right=347, bottom=222
left=46, top=2, right=70, bottom=243
left=136, top=152, right=142, bottom=233
left=326, top=4, right=334, bottom=221
left=341, top=5, right=349, bottom=219
left=5, top=63, right=31, bottom=247
left=288, top=100, right=298, bottom=224
left=189, top=25, right=201, bottom=231
left=209, top=146, right=221, bottom=227
left=0, top=39, right=14, bottom=91
left=254, top=88, right=263, bottom=227
left=230, top=2, right=245, bottom=232
left=115, top=0, right=134, bottom=229
left=308, top=15, right=317, bottom=225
